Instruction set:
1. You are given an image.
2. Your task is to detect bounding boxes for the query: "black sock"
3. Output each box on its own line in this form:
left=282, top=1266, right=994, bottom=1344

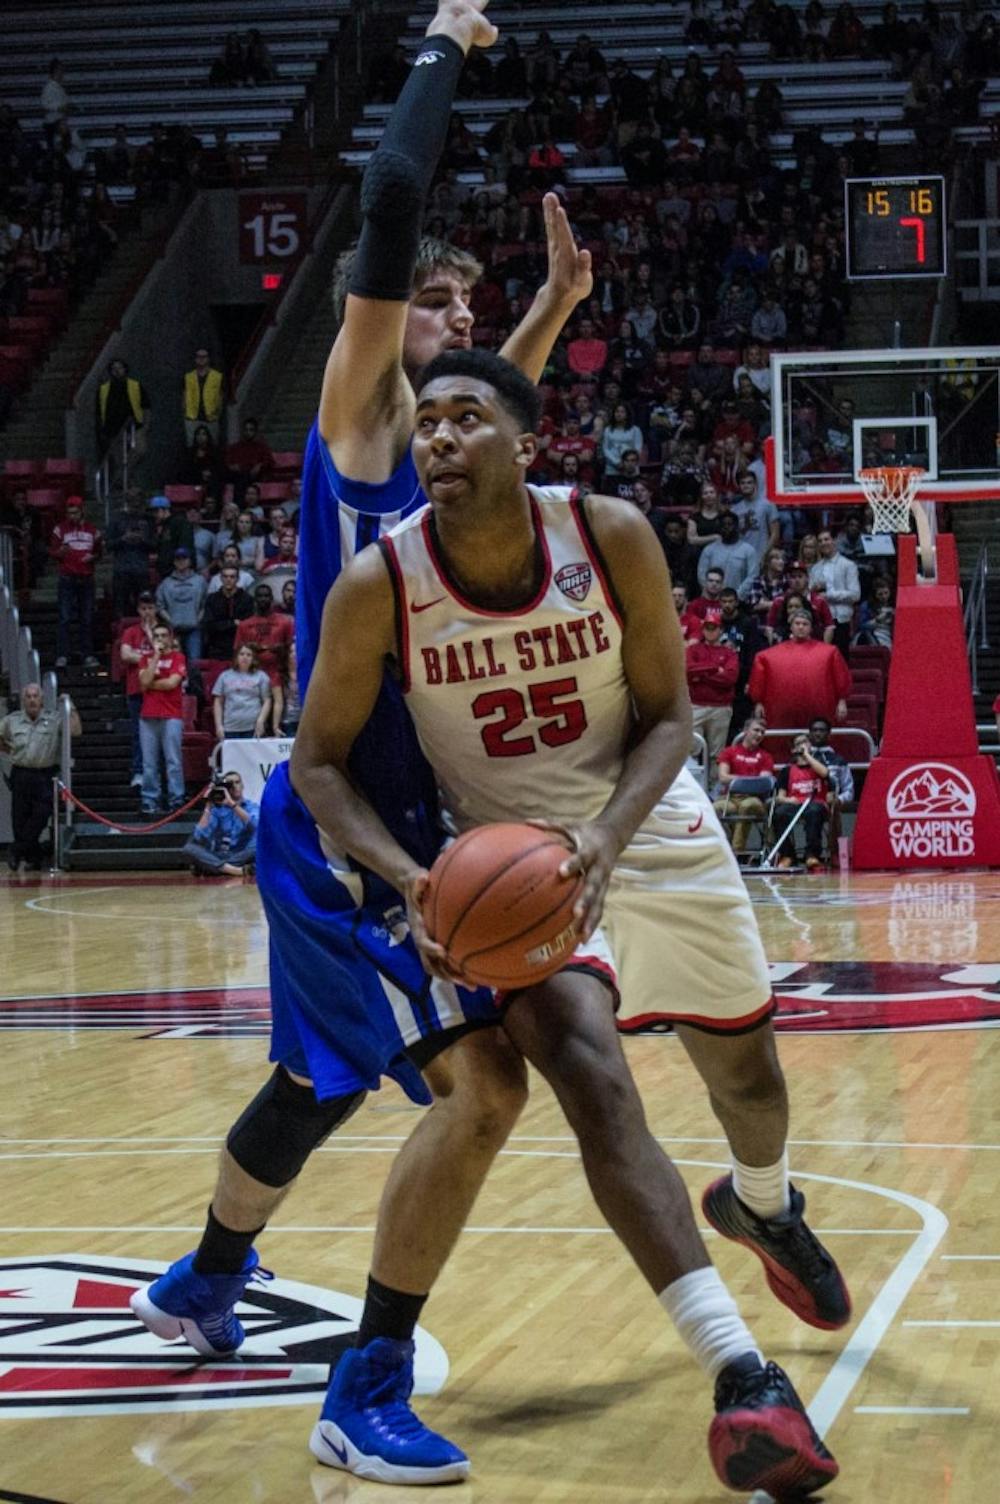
left=356, top=1274, right=428, bottom=1348
left=193, top=1206, right=263, bottom=1275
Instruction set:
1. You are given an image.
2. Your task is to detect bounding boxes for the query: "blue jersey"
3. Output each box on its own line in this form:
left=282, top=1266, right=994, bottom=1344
left=258, top=420, right=498, bottom=1102
left=296, top=420, right=438, bottom=868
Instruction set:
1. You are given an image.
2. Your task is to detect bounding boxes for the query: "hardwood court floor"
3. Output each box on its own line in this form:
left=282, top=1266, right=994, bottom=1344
left=2, top=869, right=999, bottom=1504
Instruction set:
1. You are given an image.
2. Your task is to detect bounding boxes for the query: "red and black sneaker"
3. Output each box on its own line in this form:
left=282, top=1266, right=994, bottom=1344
left=702, top=1176, right=852, bottom=1331
left=709, top=1354, right=839, bottom=1499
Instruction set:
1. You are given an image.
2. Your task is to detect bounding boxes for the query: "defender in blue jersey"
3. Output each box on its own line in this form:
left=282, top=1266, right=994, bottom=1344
left=131, top=0, right=593, bottom=1485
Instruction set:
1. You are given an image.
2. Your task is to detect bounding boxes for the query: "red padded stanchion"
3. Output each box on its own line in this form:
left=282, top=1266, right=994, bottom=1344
left=852, top=534, right=1000, bottom=869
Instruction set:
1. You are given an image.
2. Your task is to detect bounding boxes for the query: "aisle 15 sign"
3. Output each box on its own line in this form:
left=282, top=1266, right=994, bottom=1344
left=238, top=191, right=308, bottom=265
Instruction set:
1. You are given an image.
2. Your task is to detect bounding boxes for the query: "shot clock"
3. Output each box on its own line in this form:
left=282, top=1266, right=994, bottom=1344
left=845, top=175, right=947, bottom=280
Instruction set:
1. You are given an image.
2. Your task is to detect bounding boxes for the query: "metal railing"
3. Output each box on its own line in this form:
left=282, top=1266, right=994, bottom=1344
left=0, top=573, right=41, bottom=694
left=964, top=542, right=991, bottom=697
left=95, top=420, right=139, bottom=527
left=51, top=691, right=76, bottom=871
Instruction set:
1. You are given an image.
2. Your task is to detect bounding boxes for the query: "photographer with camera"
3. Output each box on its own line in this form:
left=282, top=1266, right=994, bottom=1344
left=182, top=770, right=259, bottom=877
left=771, top=733, right=831, bottom=871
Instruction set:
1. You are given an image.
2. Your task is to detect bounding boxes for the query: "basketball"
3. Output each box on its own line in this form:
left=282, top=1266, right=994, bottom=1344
left=424, top=823, right=584, bottom=990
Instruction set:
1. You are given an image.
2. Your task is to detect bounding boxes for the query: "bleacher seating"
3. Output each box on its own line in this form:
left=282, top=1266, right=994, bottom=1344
left=339, top=2, right=998, bottom=180
left=2, top=0, right=351, bottom=174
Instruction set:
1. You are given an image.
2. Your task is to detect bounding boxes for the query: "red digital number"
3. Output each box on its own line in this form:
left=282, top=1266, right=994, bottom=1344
left=472, top=677, right=588, bottom=758
left=899, top=216, right=926, bottom=264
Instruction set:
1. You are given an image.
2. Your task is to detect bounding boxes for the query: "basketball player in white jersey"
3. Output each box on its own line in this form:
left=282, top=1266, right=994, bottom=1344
left=292, top=349, right=847, bottom=1498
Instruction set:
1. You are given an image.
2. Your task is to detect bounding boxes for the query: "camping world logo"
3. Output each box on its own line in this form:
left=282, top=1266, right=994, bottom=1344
left=554, top=561, right=592, bottom=602
left=0, top=1256, right=448, bottom=1418
left=886, top=762, right=977, bottom=860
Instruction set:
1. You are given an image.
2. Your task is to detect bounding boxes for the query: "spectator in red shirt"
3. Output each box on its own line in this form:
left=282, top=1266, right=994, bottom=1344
left=260, top=527, right=299, bottom=602
left=748, top=609, right=851, bottom=728
left=566, top=317, right=608, bottom=382
left=138, top=622, right=186, bottom=814
left=771, top=733, right=833, bottom=869
left=686, top=607, right=739, bottom=774
left=548, top=414, right=596, bottom=483
left=673, top=582, right=702, bottom=643
left=688, top=566, right=726, bottom=619
left=50, top=496, right=103, bottom=669
left=766, top=564, right=835, bottom=642
left=234, top=582, right=293, bottom=732
left=224, top=417, right=274, bottom=503
left=119, top=592, right=162, bottom=790
left=713, top=718, right=776, bottom=854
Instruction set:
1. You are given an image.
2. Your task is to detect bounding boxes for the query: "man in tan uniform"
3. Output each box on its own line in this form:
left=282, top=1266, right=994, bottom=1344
left=0, top=683, right=81, bottom=871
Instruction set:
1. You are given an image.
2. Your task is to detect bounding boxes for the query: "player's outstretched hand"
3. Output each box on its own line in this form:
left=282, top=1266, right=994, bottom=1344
left=402, top=868, right=468, bottom=983
left=540, top=191, right=593, bottom=310
left=527, top=818, right=619, bottom=942
left=426, top=0, right=499, bottom=53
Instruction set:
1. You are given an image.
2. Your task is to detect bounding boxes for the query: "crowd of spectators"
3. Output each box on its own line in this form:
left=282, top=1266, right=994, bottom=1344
left=0, top=83, right=120, bottom=348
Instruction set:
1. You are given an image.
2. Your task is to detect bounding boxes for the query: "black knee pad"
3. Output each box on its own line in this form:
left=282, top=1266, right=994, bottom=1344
left=226, top=1066, right=365, bottom=1188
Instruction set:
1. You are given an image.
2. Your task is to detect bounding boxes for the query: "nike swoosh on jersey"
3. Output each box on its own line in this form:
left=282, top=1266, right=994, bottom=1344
left=411, top=596, right=447, bottom=613
left=687, top=812, right=704, bottom=834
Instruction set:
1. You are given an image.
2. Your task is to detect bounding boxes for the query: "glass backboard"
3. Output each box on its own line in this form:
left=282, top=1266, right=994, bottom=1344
left=765, top=347, right=1000, bottom=506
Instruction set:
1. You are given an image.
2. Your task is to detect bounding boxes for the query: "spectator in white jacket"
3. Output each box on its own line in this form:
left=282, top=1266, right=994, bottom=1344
left=809, top=528, right=860, bottom=656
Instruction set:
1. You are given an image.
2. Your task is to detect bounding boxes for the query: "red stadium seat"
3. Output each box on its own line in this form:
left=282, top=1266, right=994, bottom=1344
left=193, top=660, right=231, bottom=697
left=25, top=487, right=64, bottom=513
left=850, top=667, right=885, bottom=704
left=845, top=694, right=879, bottom=737
left=0, top=346, right=34, bottom=391
left=270, top=451, right=302, bottom=476
left=41, top=459, right=86, bottom=501
left=3, top=459, right=42, bottom=497
left=163, top=484, right=205, bottom=508
left=6, top=315, right=54, bottom=352
left=256, top=481, right=292, bottom=504
left=181, top=693, right=214, bottom=782
left=26, top=287, right=69, bottom=327
left=850, top=645, right=891, bottom=675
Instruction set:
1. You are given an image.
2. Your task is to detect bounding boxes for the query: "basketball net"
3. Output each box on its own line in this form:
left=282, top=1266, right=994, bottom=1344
left=857, top=466, right=935, bottom=580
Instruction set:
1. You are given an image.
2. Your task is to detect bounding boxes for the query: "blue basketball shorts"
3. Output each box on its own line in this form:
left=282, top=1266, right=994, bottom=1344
left=256, top=763, right=500, bottom=1104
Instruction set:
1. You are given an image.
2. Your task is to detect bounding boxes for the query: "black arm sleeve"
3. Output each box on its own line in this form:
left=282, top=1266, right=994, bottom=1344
left=349, top=34, right=466, bottom=304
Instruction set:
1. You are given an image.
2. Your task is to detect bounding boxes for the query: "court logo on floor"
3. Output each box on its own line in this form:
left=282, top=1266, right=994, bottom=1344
left=0, top=1256, right=448, bottom=1418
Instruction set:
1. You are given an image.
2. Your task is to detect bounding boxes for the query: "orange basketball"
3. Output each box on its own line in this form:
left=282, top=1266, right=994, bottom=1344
left=424, top=822, right=583, bottom=991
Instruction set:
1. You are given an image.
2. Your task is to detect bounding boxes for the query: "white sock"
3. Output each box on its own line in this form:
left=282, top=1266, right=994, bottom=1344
left=731, top=1150, right=790, bottom=1218
left=659, top=1266, right=762, bottom=1380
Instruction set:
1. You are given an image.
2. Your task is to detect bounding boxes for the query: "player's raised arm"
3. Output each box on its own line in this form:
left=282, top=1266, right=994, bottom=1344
left=499, top=192, right=593, bottom=384
left=319, top=0, right=497, bottom=477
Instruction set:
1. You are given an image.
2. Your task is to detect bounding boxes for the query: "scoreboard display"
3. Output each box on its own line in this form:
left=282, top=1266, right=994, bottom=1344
left=845, top=175, right=947, bottom=280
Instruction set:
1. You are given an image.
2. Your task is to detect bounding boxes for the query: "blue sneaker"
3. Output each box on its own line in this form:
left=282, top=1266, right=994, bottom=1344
left=309, top=1337, right=470, bottom=1484
left=130, top=1250, right=268, bottom=1356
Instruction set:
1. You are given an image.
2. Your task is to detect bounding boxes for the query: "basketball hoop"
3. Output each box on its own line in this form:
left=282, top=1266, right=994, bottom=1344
left=858, top=464, right=935, bottom=579
left=857, top=466, right=925, bottom=535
